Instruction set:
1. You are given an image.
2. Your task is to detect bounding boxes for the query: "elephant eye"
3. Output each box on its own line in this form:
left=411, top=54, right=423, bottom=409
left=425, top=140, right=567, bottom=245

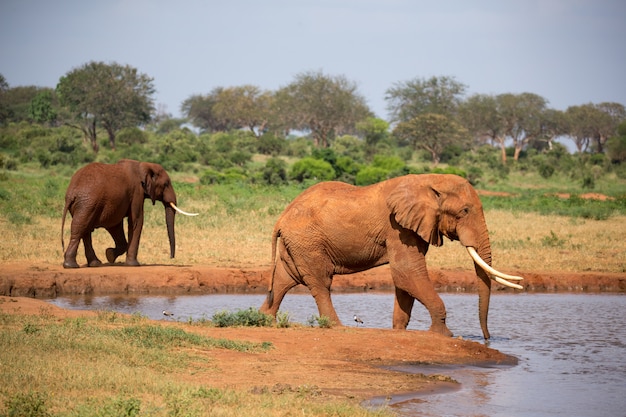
left=457, top=207, right=470, bottom=219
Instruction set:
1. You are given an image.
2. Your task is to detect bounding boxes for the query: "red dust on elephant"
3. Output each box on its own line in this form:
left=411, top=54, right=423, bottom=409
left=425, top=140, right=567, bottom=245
left=61, top=159, right=197, bottom=268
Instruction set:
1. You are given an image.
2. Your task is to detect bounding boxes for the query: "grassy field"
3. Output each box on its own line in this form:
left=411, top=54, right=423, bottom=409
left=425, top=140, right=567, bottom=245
left=1, top=166, right=625, bottom=416
left=0, top=168, right=624, bottom=273
left=0, top=308, right=393, bottom=417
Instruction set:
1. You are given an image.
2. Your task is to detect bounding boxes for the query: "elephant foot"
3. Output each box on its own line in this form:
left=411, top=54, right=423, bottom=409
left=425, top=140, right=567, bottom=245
left=429, top=323, right=453, bottom=337
left=63, top=260, right=80, bottom=269
left=87, top=259, right=103, bottom=267
left=106, top=248, right=118, bottom=264
left=125, top=258, right=140, bottom=267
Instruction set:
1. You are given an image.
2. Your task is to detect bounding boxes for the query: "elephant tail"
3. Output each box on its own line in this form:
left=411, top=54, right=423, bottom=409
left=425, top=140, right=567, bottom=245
left=267, top=228, right=281, bottom=307
left=61, top=199, right=70, bottom=252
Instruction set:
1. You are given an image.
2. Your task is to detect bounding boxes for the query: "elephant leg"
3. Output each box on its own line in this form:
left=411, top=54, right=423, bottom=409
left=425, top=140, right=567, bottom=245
left=83, top=233, right=102, bottom=267
left=63, top=234, right=82, bottom=269
left=388, top=235, right=452, bottom=337
left=308, top=281, right=341, bottom=326
left=259, top=261, right=299, bottom=317
left=125, top=216, right=143, bottom=266
left=393, top=287, right=415, bottom=329
left=106, top=222, right=128, bottom=264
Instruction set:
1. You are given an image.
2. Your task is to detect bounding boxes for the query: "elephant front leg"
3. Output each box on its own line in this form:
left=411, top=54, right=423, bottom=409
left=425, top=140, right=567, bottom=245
left=388, top=238, right=452, bottom=337
left=125, top=216, right=143, bottom=266
left=106, top=223, right=128, bottom=265
left=393, top=288, right=415, bottom=329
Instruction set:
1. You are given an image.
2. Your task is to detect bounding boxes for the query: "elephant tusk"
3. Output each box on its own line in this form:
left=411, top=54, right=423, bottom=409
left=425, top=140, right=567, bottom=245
left=170, top=202, right=199, bottom=216
left=467, top=247, right=524, bottom=290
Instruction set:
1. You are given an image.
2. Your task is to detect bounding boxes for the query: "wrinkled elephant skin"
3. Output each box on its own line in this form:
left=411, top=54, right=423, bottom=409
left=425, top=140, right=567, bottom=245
left=261, top=174, right=501, bottom=339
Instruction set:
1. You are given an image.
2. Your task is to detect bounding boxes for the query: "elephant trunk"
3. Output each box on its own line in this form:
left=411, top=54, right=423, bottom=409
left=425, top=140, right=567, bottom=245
left=473, top=240, right=493, bottom=340
left=165, top=204, right=176, bottom=258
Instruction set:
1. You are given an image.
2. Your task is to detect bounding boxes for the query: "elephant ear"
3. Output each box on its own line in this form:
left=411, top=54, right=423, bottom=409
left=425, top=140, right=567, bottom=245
left=386, top=180, right=443, bottom=247
left=140, top=163, right=157, bottom=204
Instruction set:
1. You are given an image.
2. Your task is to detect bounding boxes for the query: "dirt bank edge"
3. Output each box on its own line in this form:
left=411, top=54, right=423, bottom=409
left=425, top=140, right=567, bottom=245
left=0, top=263, right=624, bottom=298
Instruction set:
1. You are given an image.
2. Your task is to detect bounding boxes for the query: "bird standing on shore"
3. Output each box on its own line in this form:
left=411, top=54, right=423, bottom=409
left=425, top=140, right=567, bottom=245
left=163, top=310, right=174, bottom=318
left=354, top=315, right=364, bottom=326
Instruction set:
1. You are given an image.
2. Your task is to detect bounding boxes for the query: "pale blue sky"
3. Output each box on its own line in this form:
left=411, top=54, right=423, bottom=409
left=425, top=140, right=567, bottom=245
left=1, top=0, right=624, bottom=120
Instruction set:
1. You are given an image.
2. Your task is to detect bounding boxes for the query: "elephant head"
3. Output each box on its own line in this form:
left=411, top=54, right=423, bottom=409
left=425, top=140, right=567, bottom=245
left=139, top=162, right=197, bottom=259
left=386, top=174, right=522, bottom=339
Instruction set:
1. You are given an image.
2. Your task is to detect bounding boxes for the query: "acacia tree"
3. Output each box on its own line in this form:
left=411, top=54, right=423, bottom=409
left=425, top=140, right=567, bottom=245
left=459, top=93, right=550, bottom=163
left=56, top=61, right=155, bottom=152
left=393, top=113, right=467, bottom=164
left=274, top=70, right=371, bottom=147
left=498, top=93, right=548, bottom=161
left=182, top=85, right=273, bottom=136
left=459, top=94, right=508, bottom=162
left=385, top=75, right=467, bottom=124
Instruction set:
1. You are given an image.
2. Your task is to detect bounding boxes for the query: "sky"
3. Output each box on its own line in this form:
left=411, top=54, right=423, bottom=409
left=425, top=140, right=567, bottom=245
left=1, top=0, right=625, bottom=121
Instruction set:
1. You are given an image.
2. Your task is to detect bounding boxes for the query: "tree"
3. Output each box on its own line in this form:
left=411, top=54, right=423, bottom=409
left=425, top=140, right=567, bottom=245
left=29, top=89, right=58, bottom=125
left=393, top=113, right=468, bottom=164
left=538, top=108, right=568, bottom=151
left=565, top=104, right=596, bottom=153
left=356, top=117, right=389, bottom=159
left=459, top=94, right=508, bottom=163
left=212, top=85, right=273, bottom=137
left=182, top=85, right=273, bottom=136
left=56, top=61, right=155, bottom=152
left=0, top=74, right=8, bottom=124
left=606, top=121, right=626, bottom=163
left=385, top=75, right=467, bottom=124
left=497, top=93, right=548, bottom=161
left=459, top=93, right=550, bottom=163
left=274, top=70, right=372, bottom=148
left=181, top=91, right=222, bottom=132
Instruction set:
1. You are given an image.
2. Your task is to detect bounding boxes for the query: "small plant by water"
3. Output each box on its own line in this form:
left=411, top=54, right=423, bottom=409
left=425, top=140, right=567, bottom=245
left=307, top=315, right=335, bottom=328
left=211, top=307, right=274, bottom=327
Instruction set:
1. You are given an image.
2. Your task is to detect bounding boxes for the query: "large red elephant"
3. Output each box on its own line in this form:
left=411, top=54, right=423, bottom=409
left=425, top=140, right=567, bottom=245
left=61, top=159, right=197, bottom=268
left=260, top=174, right=522, bottom=339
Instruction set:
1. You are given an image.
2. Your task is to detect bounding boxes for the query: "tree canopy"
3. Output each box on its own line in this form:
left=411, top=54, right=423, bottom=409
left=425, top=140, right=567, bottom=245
left=274, top=70, right=372, bottom=147
left=56, top=61, right=155, bottom=152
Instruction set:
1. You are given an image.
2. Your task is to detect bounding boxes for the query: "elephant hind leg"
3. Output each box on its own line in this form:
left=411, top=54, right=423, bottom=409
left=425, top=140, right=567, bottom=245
left=83, top=233, right=102, bottom=267
left=307, top=281, right=342, bottom=326
left=260, top=261, right=298, bottom=318
left=106, top=223, right=128, bottom=264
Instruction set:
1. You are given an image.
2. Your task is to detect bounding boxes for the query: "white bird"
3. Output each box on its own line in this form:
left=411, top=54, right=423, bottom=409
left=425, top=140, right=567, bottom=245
left=163, top=310, right=174, bottom=318
left=354, top=315, right=364, bottom=326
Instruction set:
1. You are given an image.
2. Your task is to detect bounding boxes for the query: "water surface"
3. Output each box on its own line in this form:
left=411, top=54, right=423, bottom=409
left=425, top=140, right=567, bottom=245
left=50, top=293, right=626, bottom=417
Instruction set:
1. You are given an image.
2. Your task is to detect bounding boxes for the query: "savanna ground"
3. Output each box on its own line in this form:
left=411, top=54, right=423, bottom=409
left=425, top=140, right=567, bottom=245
left=1, top=170, right=625, bottom=416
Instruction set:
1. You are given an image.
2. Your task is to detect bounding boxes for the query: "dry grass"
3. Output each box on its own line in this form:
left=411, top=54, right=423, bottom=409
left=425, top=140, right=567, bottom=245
left=1, top=206, right=625, bottom=273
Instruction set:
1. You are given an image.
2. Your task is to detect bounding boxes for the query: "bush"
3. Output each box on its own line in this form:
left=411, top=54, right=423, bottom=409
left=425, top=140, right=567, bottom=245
left=289, top=157, right=335, bottom=182
left=355, top=166, right=389, bottom=185
left=211, top=308, right=274, bottom=327
left=257, top=133, right=285, bottom=155
left=262, top=157, right=288, bottom=185
left=431, top=166, right=467, bottom=178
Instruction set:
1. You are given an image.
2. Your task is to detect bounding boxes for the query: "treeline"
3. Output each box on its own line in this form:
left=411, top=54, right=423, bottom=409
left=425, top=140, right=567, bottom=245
left=1, top=62, right=626, bottom=189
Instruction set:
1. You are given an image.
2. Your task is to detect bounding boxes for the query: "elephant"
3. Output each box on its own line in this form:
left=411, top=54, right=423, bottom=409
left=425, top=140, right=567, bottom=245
left=61, top=159, right=197, bottom=268
left=260, top=174, right=522, bottom=339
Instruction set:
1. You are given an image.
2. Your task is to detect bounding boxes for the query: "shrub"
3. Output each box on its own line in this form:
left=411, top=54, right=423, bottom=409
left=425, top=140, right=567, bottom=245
left=211, top=308, right=274, bottom=327
left=257, top=133, right=286, bottom=155
left=262, top=157, right=288, bottom=185
left=432, top=165, right=467, bottom=178
left=289, top=157, right=335, bottom=182
left=355, top=166, right=389, bottom=185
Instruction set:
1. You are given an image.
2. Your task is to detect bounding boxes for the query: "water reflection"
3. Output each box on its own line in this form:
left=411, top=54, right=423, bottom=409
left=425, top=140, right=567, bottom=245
left=49, top=293, right=626, bottom=417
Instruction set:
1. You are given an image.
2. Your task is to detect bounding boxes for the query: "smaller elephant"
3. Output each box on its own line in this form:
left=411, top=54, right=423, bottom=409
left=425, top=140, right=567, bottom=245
left=260, top=174, right=522, bottom=339
left=61, top=159, right=197, bottom=268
